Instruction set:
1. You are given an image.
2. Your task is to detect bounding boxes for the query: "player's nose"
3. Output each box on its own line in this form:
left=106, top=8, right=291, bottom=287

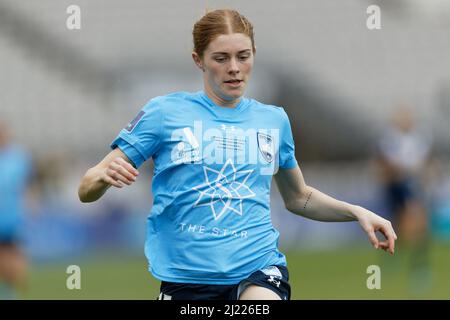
left=227, top=58, right=240, bottom=74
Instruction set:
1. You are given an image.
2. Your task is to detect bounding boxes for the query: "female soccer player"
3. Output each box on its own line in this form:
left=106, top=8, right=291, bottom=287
left=78, top=9, right=397, bottom=300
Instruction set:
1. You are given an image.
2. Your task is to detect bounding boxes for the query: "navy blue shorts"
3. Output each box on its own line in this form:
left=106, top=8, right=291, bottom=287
left=157, top=265, right=290, bottom=300
left=385, top=178, right=423, bottom=213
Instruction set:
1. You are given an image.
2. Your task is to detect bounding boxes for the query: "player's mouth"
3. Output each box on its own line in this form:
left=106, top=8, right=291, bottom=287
left=224, top=79, right=243, bottom=87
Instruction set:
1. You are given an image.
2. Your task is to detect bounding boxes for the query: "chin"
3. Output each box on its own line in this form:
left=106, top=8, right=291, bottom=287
left=227, top=91, right=243, bottom=99
left=224, top=87, right=245, bottom=99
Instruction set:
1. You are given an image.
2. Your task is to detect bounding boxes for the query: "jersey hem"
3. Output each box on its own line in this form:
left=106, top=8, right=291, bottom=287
left=150, top=268, right=249, bottom=285
left=149, top=261, right=288, bottom=285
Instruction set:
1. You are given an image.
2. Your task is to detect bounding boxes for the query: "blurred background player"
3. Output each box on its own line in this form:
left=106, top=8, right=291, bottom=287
left=0, top=120, right=33, bottom=299
left=375, top=104, right=435, bottom=293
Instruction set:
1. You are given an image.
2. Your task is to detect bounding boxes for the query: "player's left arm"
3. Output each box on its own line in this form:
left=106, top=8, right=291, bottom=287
left=274, top=165, right=397, bottom=254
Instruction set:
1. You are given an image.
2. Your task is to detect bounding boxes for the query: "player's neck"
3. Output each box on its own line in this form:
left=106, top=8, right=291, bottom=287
left=203, top=88, right=241, bottom=109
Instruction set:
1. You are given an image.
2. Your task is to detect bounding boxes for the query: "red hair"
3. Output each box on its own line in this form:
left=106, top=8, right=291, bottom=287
left=192, top=9, right=256, bottom=59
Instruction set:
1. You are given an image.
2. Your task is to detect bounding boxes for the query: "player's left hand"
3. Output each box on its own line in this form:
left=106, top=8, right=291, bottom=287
left=352, top=205, right=398, bottom=255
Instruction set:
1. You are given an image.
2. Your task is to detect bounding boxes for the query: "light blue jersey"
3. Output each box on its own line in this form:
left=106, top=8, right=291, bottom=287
left=0, top=144, right=32, bottom=241
left=111, top=91, right=297, bottom=284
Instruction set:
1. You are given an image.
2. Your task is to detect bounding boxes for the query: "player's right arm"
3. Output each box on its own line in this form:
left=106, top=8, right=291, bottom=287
left=78, top=148, right=139, bottom=203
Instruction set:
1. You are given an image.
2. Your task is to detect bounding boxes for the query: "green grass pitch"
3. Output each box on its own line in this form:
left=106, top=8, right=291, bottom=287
left=23, top=243, right=450, bottom=300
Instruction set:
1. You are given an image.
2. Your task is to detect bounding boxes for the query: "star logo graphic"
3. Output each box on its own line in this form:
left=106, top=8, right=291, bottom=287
left=192, top=159, right=256, bottom=220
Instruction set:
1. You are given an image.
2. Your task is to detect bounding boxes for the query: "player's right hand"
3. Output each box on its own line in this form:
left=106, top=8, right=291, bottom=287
left=355, top=206, right=397, bottom=255
left=102, top=157, right=139, bottom=188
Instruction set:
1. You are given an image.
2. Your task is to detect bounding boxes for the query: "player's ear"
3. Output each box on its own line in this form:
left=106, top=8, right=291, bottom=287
left=192, top=52, right=205, bottom=72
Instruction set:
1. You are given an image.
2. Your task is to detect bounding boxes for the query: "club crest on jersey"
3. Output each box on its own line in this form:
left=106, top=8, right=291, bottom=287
left=257, top=132, right=274, bottom=163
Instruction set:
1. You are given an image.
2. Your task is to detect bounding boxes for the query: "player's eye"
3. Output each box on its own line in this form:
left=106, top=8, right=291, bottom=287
left=239, top=55, right=250, bottom=61
left=214, top=57, right=227, bottom=63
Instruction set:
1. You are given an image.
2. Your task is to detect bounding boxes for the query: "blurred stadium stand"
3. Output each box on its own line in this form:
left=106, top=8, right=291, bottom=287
left=1, top=0, right=450, bottom=259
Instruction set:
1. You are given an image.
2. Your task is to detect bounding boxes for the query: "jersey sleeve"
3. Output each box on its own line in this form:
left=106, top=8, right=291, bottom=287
left=279, top=108, right=298, bottom=169
left=110, top=98, right=164, bottom=168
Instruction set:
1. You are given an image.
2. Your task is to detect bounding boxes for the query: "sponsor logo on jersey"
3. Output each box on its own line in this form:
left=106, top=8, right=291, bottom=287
left=192, top=159, right=255, bottom=220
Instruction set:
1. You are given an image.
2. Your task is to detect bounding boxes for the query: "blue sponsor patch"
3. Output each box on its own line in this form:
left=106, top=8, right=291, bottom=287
left=125, top=110, right=145, bottom=132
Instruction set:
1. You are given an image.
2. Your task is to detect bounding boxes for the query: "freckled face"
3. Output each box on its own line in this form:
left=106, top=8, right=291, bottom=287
left=194, top=33, right=254, bottom=104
